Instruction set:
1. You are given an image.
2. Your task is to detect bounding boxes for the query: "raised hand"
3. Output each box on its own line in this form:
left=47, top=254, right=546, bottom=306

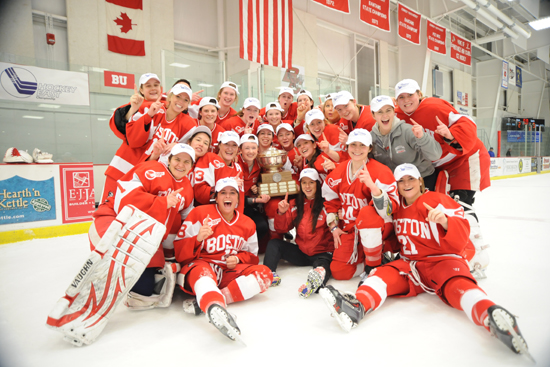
left=278, top=192, right=290, bottom=214
left=244, top=120, right=254, bottom=135
left=358, top=164, right=381, bottom=195
left=338, top=127, right=348, bottom=145
left=410, top=118, right=424, bottom=138
left=321, top=156, right=335, bottom=172
left=197, top=215, right=214, bottom=242
left=130, top=83, right=144, bottom=111
left=435, top=116, right=453, bottom=140
left=192, top=89, right=204, bottom=102
left=293, top=148, right=303, bottom=169
left=317, top=140, right=330, bottom=154
left=147, top=93, right=164, bottom=117
left=423, top=202, right=448, bottom=230
left=166, top=188, right=183, bottom=209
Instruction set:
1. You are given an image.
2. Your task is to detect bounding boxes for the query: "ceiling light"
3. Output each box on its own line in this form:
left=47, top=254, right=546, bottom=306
left=529, top=17, right=550, bottom=31
left=198, top=83, right=213, bottom=87
left=38, top=104, right=60, bottom=108
left=170, top=63, right=190, bottom=68
left=23, top=115, right=44, bottom=119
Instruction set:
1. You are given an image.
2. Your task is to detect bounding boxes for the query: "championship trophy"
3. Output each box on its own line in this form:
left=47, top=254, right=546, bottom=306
left=257, top=147, right=298, bottom=196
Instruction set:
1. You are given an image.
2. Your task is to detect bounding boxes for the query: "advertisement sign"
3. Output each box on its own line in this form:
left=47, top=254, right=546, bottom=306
left=398, top=4, right=421, bottom=45
left=104, top=71, right=135, bottom=89
left=360, top=0, right=390, bottom=32
left=0, top=176, right=56, bottom=225
left=0, top=62, right=90, bottom=106
left=507, top=131, right=541, bottom=143
left=501, top=60, right=508, bottom=89
left=450, top=32, right=471, bottom=66
left=59, top=164, right=95, bottom=224
left=427, top=20, right=446, bottom=55
left=502, top=158, right=531, bottom=175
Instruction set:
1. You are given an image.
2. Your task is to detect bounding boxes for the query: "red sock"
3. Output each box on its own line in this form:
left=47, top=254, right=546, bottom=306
left=199, top=291, right=225, bottom=313
left=356, top=285, right=383, bottom=312
left=444, top=277, right=495, bottom=328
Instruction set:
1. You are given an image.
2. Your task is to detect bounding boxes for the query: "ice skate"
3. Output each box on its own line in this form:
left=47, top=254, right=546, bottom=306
left=32, top=148, right=54, bottom=163
left=319, top=285, right=365, bottom=332
left=183, top=297, right=203, bottom=315
left=271, top=272, right=281, bottom=287
left=206, top=304, right=242, bottom=342
left=487, top=305, right=534, bottom=362
left=298, top=267, right=325, bottom=299
left=3, top=147, right=33, bottom=163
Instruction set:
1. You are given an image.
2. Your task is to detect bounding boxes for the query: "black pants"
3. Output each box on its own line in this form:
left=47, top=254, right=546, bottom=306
left=423, top=170, right=438, bottom=192
left=263, top=238, right=333, bottom=285
left=244, top=206, right=269, bottom=243
left=131, top=267, right=159, bottom=296
left=449, top=189, right=477, bottom=221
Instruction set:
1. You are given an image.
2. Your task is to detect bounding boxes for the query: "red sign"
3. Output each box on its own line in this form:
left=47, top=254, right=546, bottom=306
left=450, top=32, right=472, bottom=66
left=427, top=20, right=446, bottom=54
left=360, top=0, right=390, bottom=32
left=398, top=4, right=421, bottom=45
left=104, top=70, right=135, bottom=89
left=312, top=0, right=349, bottom=13
left=59, top=164, right=95, bottom=224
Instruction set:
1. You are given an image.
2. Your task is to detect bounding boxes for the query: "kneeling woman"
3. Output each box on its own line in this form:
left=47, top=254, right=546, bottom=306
left=174, top=178, right=273, bottom=341
left=263, top=168, right=335, bottom=298
left=320, top=163, right=531, bottom=359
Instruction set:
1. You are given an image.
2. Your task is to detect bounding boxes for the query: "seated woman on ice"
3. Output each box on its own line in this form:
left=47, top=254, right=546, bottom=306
left=263, top=168, right=334, bottom=298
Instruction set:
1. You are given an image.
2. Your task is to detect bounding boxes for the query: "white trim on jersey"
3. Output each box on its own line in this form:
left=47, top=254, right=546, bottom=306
left=113, top=173, right=143, bottom=213
left=468, top=150, right=481, bottom=192
left=448, top=112, right=476, bottom=127
left=429, top=203, right=465, bottom=244
left=109, top=155, right=134, bottom=175
left=433, top=152, right=457, bottom=168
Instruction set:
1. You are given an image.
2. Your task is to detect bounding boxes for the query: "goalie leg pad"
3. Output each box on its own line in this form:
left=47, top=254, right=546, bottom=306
left=46, top=205, right=166, bottom=346
left=124, top=262, right=181, bottom=310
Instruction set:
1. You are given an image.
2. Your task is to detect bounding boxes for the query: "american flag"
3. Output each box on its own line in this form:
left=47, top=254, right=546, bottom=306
left=239, top=0, right=293, bottom=68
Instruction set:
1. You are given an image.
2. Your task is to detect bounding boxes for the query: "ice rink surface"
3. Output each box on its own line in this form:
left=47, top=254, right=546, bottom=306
left=1, top=173, right=549, bottom=367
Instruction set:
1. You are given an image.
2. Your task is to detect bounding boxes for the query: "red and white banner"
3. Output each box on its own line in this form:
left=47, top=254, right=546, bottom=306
left=106, top=0, right=145, bottom=56
left=104, top=70, right=135, bottom=89
left=240, top=0, right=293, bottom=68
left=450, top=32, right=472, bottom=66
left=359, top=0, right=390, bottom=32
left=312, top=0, right=349, bottom=13
left=398, top=4, right=421, bottom=45
left=59, top=164, right=95, bottom=224
left=427, top=20, right=446, bottom=54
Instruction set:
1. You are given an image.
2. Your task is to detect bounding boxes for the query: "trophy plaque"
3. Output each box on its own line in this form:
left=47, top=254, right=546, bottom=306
left=257, top=147, right=299, bottom=196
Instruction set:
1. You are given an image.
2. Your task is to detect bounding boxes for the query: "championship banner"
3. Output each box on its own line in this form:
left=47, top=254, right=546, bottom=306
left=359, top=0, right=390, bottom=32
left=0, top=62, right=90, bottom=106
left=450, top=32, right=471, bottom=66
left=0, top=176, right=56, bottom=225
left=515, top=65, right=522, bottom=88
left=501, top=60, right=508, bottom=89
left=398, top=4, right=421, bottom=45
left=59, top=164, right=95, bottom=224
left=427, top=20, right=446, bottom=54
left=104, top=70, right=135, bottom=89
left=312, top=0, right=349, bottom=13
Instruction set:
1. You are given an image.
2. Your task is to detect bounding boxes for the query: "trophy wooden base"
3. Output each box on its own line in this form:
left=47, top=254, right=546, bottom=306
left=258, top=171, right=299, bottom=197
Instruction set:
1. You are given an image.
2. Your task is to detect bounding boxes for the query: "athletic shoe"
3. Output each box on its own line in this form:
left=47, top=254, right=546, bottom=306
left=271, top=272, right=281, bottom=287
left=319, top=285, right=365, bottom=332
left=32, top=148, right=54, bottom=163
left=206, top=304, right=241, bottom=341
left=3, top=147, right=33, bottom=163
left=487, top=305, right=533, bottom=360
left=298, top=267, right=326, bottom=299
left=182, top=298, right=203, bottom=315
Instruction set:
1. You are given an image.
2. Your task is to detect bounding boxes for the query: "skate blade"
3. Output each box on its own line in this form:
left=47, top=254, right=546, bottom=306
left=493, top=311, right=535, bottom=363
left=319, top=288, right=353, bottom=332
left=209, top=308, right=245, bottom=345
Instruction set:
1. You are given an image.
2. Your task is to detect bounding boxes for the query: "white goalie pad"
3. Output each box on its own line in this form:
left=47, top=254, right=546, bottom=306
left=465, top=213, right=490, bottom=279
left=46, top=205, right=166, bottom=346
left=124, top=262, right=181, bottom=310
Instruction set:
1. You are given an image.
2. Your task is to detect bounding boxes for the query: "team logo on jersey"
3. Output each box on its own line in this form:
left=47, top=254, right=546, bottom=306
left=212, top=160, right=225, bottom=169
left=145, top=170, right=165, bottom=180
left=235, top=126, right=245, bottom=134
left=327, top=178, right=342, bottom=187
left=204, top=217, right=221, bottom=227
left=394, top=145, right=406, bottom=154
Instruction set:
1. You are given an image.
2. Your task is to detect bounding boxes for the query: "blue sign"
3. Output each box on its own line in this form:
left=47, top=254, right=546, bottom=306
left=516, top=66, right=522, bottom=88
left=0, top=176, right=56, bottom=225
left=507, top=131, right=541, bottom=143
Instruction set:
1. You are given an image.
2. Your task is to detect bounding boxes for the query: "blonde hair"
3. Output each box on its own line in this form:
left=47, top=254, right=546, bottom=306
left=217, top=87, right=239, bottom=106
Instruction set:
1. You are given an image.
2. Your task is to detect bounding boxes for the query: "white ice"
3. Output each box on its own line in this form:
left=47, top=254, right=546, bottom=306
left=1, top=173, right=549, bottom=367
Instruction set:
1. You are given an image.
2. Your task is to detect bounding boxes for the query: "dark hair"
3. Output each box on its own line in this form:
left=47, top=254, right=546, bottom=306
left=308, top=145, right=323, bottom=169
left=189, top=131, right=212, bottom=147
left=293, top=179, right=324, bottom=233
left=173, top=79, right=192, bottom=88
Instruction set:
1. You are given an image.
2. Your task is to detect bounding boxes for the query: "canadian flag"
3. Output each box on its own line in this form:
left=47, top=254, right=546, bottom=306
left=106, top=0, right=145, bottom=56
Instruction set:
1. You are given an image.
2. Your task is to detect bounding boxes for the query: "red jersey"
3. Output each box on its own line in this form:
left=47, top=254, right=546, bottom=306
left=215, top=107, right=237, bottom=125
left=220, top=115, right=261, bottom=136
left=315, top=123, right=349, bottom=162
left=109, top=100, right=155, bottom=141
left=237, top=155, right=262, bottom=196
left=336, top=105, right=376, bottom=133
left=393, top=191, right=473, bottom=262
left=322, top=159, right=398, bottom=232
left=260, top=102, right=298, bottom=122
left=173, top=204, right=259, bottom=269
left=303, top=152, right=336, bottom=182
left=274, top=198, right=334, bottom=256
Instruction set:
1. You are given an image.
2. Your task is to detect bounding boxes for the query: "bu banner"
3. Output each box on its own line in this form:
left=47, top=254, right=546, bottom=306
left=398, top=4, right=421, bottom=45
left=427, top=20, right=446, bottom=54
left=104, top=70, right=135, bottom=89
left=450, top=32, right=471, bottom=66
left=59, top=164, right=95, bottom=224
left=0, top=176, right=56, bottom=225
left=0, top=62, right=90, bottom=106
left=360, top=0, right=390, bottom=32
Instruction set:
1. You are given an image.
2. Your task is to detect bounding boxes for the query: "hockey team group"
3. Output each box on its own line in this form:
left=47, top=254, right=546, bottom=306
left=42, top=74, right=532, bottom=360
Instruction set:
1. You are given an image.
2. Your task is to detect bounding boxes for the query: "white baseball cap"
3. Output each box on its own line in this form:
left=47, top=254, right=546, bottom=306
left=139, top=73, right=160, bottom=86
left=199, top=96, right=220, bottom=109
left=346, top=128, right=372, bottom=146
left=256, top=124, right=275, bottom=135
left=276, top=123, right=294, bottom=135
left=333, top=91, right=355, bottom=107
left=370, top=95, right=395, bottom=113
left=218, top=130, right=240, bottom=145
left=294, top=134, right=315, bottom=146
left=215, top=177, right=239, bottom=193
left=324, top=92, right=338, bottom=102
left=179, top=125, right=212, bottom=145
left=395, top=79, right=421, bottom=98
left=299, top=168, right=321, bottom=182
left=305, top=109, right=325, bottom=125
left=169, top=84, right=193, bottom=100
left=278, top=87, right=294, bottom=97
left=296, top=89, right=313, bottom=101
left=394, top=163, right=421, bottom=181
left=265, top=101, right=284, bottom=113
left=219, top=81, right=239, bottom=94
left=240, top=134, right=259, bottom=146
left=243, top=97, right=261, bottom=109
left=169, top=143, right=196, bottom=163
